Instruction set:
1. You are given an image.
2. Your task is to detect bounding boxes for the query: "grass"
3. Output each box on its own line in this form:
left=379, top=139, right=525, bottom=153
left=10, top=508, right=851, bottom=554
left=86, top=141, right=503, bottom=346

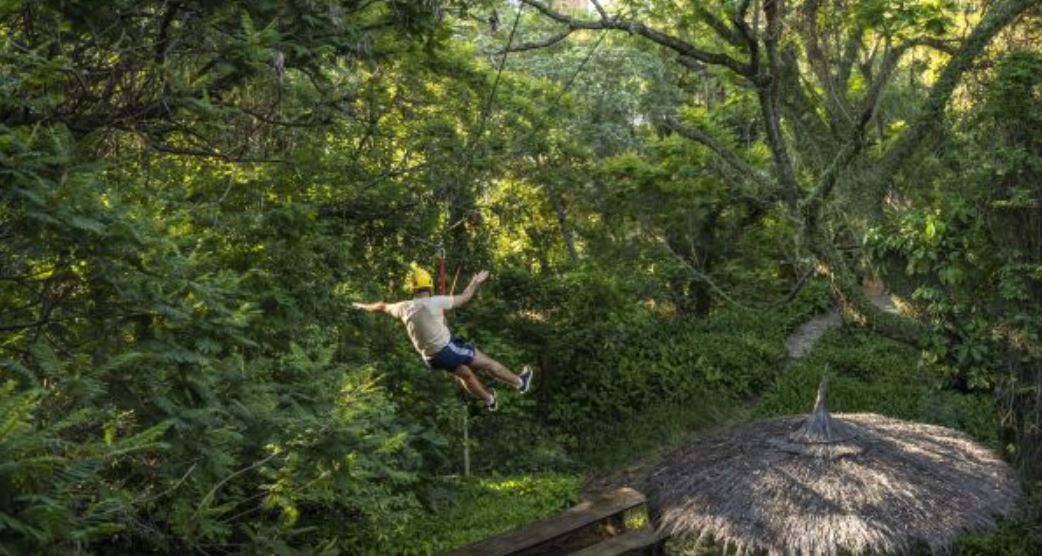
left=380, top=473, right=582, bottom=556
left=573, top=395, right=746, bottom=470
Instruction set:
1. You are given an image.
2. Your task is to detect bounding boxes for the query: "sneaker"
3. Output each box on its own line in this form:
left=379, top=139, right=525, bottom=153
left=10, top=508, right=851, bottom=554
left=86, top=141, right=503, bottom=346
left=486, top=388, right=498, bottom=412
left=518, top=365, right=533, bottom=394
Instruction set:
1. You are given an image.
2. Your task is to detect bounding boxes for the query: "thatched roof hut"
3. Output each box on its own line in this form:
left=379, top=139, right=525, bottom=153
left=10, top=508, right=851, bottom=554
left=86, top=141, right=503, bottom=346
left=643, top=380, right=1021, bottom=555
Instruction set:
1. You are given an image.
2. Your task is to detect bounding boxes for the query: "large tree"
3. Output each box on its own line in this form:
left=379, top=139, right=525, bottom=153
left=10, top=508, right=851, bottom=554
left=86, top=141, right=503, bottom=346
left=511, top=0, right=1041, bottom=475
left=514, top=0, right=1035, bottom=341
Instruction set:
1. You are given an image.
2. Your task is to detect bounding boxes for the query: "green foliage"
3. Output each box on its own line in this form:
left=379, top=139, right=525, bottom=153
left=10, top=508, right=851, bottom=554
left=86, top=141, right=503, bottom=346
left=866, top=48, right=1042, bottom=478
left=0, top=378, right=169, bottom=554
left=0, top=3, right=448, bottom=550
left=542, top=273, right=831, bottom=459
left=0, top=118, right=430, bottom=551
left=866, top=203, right=1000, bottom=388
left=381, top=473, right=581, bottom=556
left=575, top=399, right=732, bottom=470
left=856, top=0, right=958, bottom=37
left=757, top=326, right=997, bottom=441
left=758, top=328, right=923, bottom=418
left=3, top=0, right=1040, bottom=553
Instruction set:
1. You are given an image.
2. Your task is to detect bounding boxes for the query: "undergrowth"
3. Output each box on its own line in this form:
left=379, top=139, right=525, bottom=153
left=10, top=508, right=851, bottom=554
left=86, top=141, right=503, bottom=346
left=379, top=473, right=581, bottom=556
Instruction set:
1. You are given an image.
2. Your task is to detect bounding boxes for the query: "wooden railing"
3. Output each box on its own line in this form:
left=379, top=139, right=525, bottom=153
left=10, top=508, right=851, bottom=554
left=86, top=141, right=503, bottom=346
left=444, top=487, right=661, bottom=556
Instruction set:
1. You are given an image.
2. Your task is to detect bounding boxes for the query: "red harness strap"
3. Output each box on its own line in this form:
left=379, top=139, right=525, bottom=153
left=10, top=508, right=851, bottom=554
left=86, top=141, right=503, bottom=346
left=438, top=256, right=447, bottom=295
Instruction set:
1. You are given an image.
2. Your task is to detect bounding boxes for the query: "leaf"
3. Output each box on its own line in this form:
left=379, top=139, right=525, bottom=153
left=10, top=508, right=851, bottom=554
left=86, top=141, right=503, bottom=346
left=69, top=215, right=105, bottom=233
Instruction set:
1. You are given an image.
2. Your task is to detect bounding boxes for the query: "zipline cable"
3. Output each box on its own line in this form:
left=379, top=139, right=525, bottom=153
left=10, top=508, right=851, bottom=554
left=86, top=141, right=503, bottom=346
left=457, top=3, right=525, bottom=185
left=549, top=28, right=608, bottom=107
left=411, top=10, right=609, bottom=268
left=446, top=27, right=607, bottom=227
left=426, top=4, right=525, bottom=282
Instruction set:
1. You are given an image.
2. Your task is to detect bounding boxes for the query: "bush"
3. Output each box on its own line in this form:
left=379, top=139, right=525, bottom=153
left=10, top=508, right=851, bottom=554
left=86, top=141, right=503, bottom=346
left=756, top=327, right=924, bottom=419
left=541, top=275, right=832, bottom=462
left=756, top=326, right=996, bottom=444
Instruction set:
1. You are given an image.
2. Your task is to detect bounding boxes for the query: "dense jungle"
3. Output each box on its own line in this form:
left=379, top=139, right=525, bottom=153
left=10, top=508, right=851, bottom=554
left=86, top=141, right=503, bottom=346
left=1, top=0, right=1041, bottom=554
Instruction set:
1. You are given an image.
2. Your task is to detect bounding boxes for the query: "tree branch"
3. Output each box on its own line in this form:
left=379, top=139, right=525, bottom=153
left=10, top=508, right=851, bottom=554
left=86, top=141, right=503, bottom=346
left=870, top=0, right=1035, bottom=198
left=520, top=0, right=753, bottom=76
left=806, top=227, right=929, bottom=348
left=732, top=0, right=760, bottom=74
left=732, top=0, right=756, bottom=42
left=694, top=5, right=745, bottom=47
left=499, top=29, right=575, bottom=53
left=855, top=36, right=959, bottom=136
left=836, top=25, right=866, bottom=93
left=802, top=35, right=963, bottom=219
left=154, top=1, right=183, bottom=65
left=759, top=0, right=801, bottom=207
left=659, top=235, right=816, bottom=311
left=778, top=45, right=836, bottom=158
left=665, top=118, right=776, bottom=195
left=590, top=0, right=609, bottom=21
left=676, top=54, right=708, bottom=72
left=800, top=0, right=855, bottom=130
left=142, top=136, right=286, bottom=164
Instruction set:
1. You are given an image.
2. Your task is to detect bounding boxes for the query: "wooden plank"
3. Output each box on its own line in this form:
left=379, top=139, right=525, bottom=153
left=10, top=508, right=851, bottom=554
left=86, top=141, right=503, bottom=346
left=566, top=528, right=661, bottom=556
left=445, top=487, right=646, bottom=556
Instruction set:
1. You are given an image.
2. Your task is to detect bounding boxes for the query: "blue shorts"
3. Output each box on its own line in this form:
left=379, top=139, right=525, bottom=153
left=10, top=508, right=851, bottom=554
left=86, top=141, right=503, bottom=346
left=427, top=337, right=476, bottom=372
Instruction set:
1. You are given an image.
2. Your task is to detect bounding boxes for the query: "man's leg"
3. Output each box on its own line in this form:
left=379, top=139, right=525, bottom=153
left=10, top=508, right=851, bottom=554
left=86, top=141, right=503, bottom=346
left=450, top=365, right=494, bottom=405
left=470, top=349, right=523, bottom=389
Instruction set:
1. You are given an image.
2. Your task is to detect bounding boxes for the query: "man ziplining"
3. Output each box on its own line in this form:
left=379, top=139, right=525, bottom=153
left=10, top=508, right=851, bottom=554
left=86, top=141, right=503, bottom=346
left=353, top=264, right=533, bottom=411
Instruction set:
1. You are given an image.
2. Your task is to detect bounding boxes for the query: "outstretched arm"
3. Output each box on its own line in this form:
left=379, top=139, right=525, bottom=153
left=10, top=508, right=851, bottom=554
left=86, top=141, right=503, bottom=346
left=352, top=301, right=387, bottom=313
left=451, top=270, right=489, bottom=308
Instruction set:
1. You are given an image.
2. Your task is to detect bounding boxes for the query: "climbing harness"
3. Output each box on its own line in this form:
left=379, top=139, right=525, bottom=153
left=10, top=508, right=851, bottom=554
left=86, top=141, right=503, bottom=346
left=437, top=249, right=448, bottom=296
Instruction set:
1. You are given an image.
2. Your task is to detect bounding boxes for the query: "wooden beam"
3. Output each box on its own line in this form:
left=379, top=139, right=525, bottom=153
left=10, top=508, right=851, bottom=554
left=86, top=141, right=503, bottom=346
left=567, top=527, right=662, bottom=556
left=445, top=487, right=646, bottom=556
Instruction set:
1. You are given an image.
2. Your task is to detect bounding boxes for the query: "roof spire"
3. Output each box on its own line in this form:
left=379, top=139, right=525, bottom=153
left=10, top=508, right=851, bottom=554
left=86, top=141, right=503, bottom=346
left=790, top=377, right=840, bottom=444
left=766, top=376, right=863, bottom=459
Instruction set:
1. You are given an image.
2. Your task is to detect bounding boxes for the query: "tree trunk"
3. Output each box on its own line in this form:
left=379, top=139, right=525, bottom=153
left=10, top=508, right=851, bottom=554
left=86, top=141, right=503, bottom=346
left=997, top=353, right=1042, bottom=483
left=805, top=226, right=929, bottom=348
left=546, top=181, right=579, bottom=264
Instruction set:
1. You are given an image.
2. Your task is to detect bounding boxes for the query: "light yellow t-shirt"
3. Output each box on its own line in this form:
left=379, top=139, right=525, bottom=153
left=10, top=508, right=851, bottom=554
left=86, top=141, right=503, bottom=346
left=385, top=296, right=455, bottom=358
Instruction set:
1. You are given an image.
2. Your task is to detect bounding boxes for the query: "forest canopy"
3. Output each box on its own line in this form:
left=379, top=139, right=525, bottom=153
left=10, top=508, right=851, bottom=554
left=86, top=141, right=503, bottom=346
left=1, top=0, right=1040, bottom=554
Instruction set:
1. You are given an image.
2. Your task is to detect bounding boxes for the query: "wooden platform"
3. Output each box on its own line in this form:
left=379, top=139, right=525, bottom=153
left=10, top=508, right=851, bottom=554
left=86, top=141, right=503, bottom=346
left=445, top=487, right=647, bottom=556
left=567, top=528, right=661, bottom=556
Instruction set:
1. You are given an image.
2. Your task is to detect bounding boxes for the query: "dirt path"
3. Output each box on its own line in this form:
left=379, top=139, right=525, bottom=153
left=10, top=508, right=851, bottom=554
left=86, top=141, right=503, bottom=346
left=784, top=293, right=898, bottom=358
left=784, top=309, right=843, bottom=358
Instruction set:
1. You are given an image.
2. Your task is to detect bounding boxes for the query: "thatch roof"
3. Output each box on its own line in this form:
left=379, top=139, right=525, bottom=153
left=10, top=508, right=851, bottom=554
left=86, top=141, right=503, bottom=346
left=643, top=381, right=1021, bottom=556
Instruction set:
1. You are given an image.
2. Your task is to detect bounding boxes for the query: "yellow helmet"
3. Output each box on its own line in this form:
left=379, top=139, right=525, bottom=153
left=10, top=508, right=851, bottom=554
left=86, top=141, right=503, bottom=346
left=407, top=263, right=434, bottom=293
